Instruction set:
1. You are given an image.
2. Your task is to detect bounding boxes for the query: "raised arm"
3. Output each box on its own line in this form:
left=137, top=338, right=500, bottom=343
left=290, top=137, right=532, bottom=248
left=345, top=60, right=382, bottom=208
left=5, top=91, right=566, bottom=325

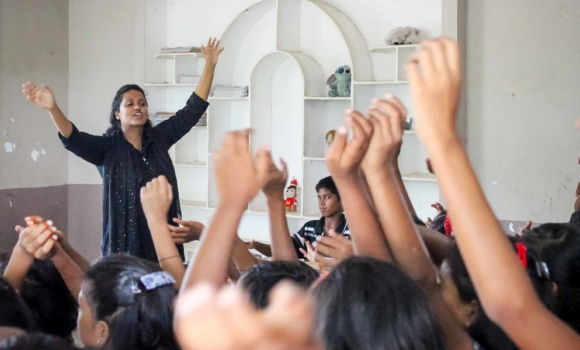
left=407, top=37, right=580, bottom=349
left=262, top=157, right=299, bottom=262
left=325, top=111, right=393, bottom=262
left=180, top=130, right=270, bottom=292
left=361, top=97, right=471, bottom=350
left=141, top=175, right=186, bottom=289
left=195, top=37, right=224, bottom=101
left=22, top=82, right=73, bottom=137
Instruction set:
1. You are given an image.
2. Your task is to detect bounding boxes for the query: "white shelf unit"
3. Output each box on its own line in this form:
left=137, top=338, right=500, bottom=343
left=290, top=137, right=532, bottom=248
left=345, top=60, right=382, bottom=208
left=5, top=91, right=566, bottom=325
left=144, top=0, right=443, bottom=235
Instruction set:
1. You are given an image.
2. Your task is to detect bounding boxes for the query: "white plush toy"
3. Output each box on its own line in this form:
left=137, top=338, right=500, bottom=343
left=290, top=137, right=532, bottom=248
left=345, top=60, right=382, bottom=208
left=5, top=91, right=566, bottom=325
left=385, top=26, right=427, bottom=45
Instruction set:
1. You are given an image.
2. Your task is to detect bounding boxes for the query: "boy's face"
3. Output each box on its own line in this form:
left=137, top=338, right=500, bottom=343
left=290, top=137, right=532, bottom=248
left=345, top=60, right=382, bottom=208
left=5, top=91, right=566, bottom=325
left=317, top=188, right=342, bottom=217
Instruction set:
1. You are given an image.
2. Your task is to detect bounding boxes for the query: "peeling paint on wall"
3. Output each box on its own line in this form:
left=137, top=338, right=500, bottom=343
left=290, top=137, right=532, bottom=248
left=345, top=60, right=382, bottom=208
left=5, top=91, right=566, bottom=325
left=31, top=149, right=40, bottom=161
left=4, top=142, right=14, bottom=152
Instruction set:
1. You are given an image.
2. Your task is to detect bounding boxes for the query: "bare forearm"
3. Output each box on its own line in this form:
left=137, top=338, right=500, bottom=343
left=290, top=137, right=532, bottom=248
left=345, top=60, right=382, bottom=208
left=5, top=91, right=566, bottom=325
left=366, top=169, right=437, bottom=286
left=194, top=63, right=216, bottom=101
left=51, top=245, right=84, bottom=297
left=392, top=164, right=417, bottom=217
left=148, top=221, right=186, bottom=289
left=335, top=176, right=393, bottom=262
left=266, top=195, right=298, bottom=262
left=428, top=138, right=538, bottom=311
left=59, top=240, right=90, bottom=272
left=48, top=104, right=73, bottom=138
left=181, top=203, right=244, bottom=292
left=3, top=245, right=34, bottom=291
left=232, top=237, right=259, bottom=273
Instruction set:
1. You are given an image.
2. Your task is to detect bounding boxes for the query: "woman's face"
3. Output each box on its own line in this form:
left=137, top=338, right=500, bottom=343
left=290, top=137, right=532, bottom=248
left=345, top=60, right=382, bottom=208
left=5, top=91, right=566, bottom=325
left=115, top=90, right=149, bottom=130
left=77, top=282, right=108, bottom=349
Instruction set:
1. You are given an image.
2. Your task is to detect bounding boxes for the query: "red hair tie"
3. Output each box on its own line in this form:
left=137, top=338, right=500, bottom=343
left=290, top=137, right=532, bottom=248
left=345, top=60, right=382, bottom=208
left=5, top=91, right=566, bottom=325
left=516, top=243, right=528, bottom=268
left=444, top=216, right=452, bottom=236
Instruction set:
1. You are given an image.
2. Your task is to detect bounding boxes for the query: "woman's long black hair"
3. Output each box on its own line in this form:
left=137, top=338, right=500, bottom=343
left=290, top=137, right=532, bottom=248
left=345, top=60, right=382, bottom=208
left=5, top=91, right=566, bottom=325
left=106, top=84, right=152, bottom=135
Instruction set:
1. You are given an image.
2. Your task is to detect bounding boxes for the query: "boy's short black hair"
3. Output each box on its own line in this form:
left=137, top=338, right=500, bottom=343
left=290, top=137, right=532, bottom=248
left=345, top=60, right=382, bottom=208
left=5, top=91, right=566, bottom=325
left=315, top=176, right=340, bottom=201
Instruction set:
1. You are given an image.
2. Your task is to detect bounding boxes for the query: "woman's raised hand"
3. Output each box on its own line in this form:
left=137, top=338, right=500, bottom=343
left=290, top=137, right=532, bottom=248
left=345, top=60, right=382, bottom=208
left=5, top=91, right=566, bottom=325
left=22, top=82, right=56, bottom=110
left=201, top=37, right=224, bottom=66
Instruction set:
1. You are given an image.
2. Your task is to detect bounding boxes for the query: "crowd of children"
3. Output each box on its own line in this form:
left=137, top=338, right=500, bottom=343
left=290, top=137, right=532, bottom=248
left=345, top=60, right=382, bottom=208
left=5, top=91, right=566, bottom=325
left=1, top=37, right=580, bottom=350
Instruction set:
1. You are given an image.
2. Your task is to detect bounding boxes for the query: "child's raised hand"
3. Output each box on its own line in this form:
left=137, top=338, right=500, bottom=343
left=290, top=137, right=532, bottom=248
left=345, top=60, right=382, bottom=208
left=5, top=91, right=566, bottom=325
left=325, top=109, right=373, bottom=181
left=201, top=37, right=224, bottom=66
left=140, top=176, right=173, bottom=224
left=405, top=37, right=461, bottom=145
left=18, top=221, right=58, bottom=259
left=313, top=233, right=354, bottom=265
left=362, top=94, right=406, bottom=172
left=214, top=130, right=270, bottom=208
left=262, top=156, right=288, bottom=198
left=22, top=82, right=56, bottom=111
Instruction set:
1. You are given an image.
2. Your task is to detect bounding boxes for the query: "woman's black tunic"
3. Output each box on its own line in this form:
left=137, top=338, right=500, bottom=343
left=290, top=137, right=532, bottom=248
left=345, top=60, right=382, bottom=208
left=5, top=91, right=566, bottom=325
left=60, top=92, right=209, bottom=262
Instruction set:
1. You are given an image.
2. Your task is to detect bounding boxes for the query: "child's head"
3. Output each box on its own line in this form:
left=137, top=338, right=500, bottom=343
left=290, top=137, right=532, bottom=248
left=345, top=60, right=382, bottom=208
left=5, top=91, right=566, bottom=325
left=521, top=223, right=580, bottom=332
left=441, top=239, right=559, bottom=350
left=20, top=259, right=78, bottom=339
left=78, top=254, right=179, bottom=350
left=312, top=257, right=446, bottom=350
left=315, top=176, right=343, bottom=217
left=239, top=261, right=319, bottom=309
left=0, top=276, right=34, bottom=331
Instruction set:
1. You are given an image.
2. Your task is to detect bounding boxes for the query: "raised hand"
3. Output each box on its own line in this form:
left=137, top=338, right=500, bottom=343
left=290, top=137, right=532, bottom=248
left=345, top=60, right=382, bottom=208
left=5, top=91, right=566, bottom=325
left=201, top=37, right=224, bottom=66
left=405, top=38, right=461, bottom=146
left=362, top=95, right=406, bottom=172
left=141, top=176, right=173, bottom=224
left=213, top=130, right=270, bottom=208
left=431, top=202, right=446, bottom=214
left=299, top=238, right=317, bottom=263
left=22, top=82, right=56, bottom=110
left=313, top=233, right=354, bottom=265
left=175, top=282, right=317, bottom=350
left=169, top=219, right=205, bottom=244
left=18, top=221, right=58, bottom=260
left=325, top=110, right=373, bottom=181
left=262, top=157, right=288, bottom=198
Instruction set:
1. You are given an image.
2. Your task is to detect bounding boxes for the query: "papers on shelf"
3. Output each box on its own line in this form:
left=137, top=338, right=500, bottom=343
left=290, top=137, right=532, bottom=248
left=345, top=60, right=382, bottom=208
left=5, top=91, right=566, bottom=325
left=178, top=75, right=201, bottom=84
left=211, top=84, right=249, bottom=98
left=159, top=46, right=201, bottom=54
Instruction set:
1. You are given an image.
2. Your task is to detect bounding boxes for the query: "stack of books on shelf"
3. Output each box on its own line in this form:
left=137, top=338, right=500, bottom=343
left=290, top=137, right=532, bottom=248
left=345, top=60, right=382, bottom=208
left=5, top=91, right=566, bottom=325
left=211, top=84, right=249, bottom=98
left=159, top=46, right=201, bottom=54
left=197, top=113, right=207, bottom=127
left=178, top=75, right=201, bottom=84
left=153, top=112, right=175, bottom=125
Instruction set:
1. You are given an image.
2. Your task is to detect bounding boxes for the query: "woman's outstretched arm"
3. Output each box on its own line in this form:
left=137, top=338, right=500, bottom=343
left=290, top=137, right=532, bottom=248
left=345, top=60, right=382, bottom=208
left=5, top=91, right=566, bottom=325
left=22, top=82, right=72, bottom=137
left=195, top=37, right=224, bottom=101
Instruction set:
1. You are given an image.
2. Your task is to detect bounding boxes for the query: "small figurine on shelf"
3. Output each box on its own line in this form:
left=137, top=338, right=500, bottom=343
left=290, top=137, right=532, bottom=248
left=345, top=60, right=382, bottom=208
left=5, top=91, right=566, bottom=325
left=326, top=65, right=351, bottom=97
left=325, top=130, right=336, bottom=148
left=284, top=178, right=299, bottom=213
left=404, top=118, right=413, bottom=131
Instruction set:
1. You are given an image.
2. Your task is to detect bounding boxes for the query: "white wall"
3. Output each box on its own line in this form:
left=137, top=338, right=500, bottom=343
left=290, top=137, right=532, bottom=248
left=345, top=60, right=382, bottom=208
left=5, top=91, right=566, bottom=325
left=465, top=0, right=580, bottom=223
left=0, top=0, right=69, bottom=189
left=68, top=0, right=145, bottom=184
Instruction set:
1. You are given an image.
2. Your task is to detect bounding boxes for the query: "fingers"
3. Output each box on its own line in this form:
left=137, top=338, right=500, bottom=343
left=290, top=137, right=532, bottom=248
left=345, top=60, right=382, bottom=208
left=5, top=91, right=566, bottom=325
left=299, top=248, right=308, bottom=257
left=439, top=37, right=461, bottom=77
left=35, top=235, right=57, bottom=259
left=279, top=158, right=288, bottom=178
left=326, top=125, right=348, bottom=164
left=25, top=216, right=43, bottom=226
left=168, top=225, right=190, bottom=234
left=405, top=59, right=423, bottom=86
left=255, top=146, right=273, bottom=186
left=420, top=40, right=449, bottom=73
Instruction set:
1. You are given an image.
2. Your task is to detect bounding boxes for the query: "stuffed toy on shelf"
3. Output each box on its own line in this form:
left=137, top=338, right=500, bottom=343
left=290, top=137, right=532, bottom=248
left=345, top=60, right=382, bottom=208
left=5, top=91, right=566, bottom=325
left=284, top=178, right=300, bottom=213
left=326, top=65, right=351, bottom=97
left=385, top=26, right=427, bottom=45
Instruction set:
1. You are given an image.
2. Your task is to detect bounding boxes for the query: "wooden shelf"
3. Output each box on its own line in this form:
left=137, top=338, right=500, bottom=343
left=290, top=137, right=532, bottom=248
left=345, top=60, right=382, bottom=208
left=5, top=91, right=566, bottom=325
left=402, top=173, right=437, bottom=182
left=144, top=83, right=198, bottom=87
left=155, top=52, right=202, bottom=59
left=369, top=44, right=420, bottom=54
left=180, top=200, right=208, bottom=209
left=174, top=162, right=207, bottom=168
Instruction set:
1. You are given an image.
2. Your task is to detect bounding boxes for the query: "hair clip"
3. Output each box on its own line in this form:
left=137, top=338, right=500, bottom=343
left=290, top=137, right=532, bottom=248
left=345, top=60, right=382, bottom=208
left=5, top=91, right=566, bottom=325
left=140, top=271, right=175, bottom=291
left=130, top=279, right=142, bottom=294
left=444, top=216, right=452, bottom=236
left=516, top=242, right=528, bottom=268
left=535, top=261, right=551, bottom=280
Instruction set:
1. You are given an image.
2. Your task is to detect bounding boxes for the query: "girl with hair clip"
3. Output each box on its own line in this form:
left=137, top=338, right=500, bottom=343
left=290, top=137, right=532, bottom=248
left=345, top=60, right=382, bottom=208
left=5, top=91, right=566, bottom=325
left=21, top=38, right=223, bottom=263
left=406, top=37, right=580, bottom=349
left=78, top=254, right=179, bottom=350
